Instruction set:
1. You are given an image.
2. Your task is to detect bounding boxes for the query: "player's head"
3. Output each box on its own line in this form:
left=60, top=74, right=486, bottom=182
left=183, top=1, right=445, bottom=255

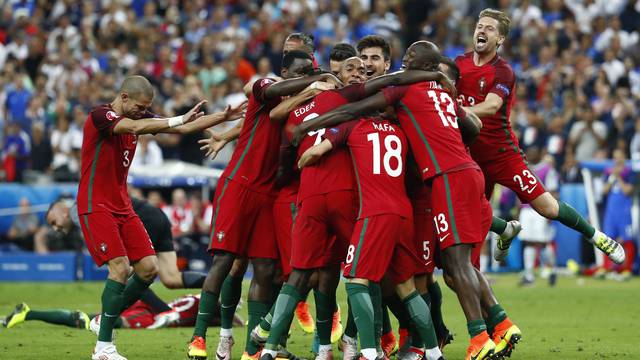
left=405, top=41, right=443, bottom=72
left=438, top=58, right=460, bottom=86
left=357, top=35, right=391, bottom=78
left=118, top=75, right=154, bottom=119
left=46, top=200, right=73, bottom=234
left=337, top=57, right=366, bottom=85
left=329, top=43, right=357, bottom=74
left=280, top=50, right=314, bottom=79
left=525, top=146, right=541, bottom=164
left=474, top=8, right=511, bottom=55
left=284, top=32, right=315, bottom=57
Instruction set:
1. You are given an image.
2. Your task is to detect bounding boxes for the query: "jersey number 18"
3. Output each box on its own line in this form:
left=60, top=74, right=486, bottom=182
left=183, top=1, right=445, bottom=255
left=366, top=133, right=402, bottom=177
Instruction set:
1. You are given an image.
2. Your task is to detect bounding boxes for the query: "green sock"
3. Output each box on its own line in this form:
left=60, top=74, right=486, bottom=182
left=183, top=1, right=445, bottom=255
left=491, top=216, right=508, bottom=234
left=344, top=300, right=358, bottom=338
left=346, top=283, right=376, bottom=350
left=98, top=279, right=125, bottom=342
left=485, top=304, right=507, bottom=334
left=246, top=300, right=271, bottom=355
left=557, top=201, right=595, bottom=238
left=467, top=319, right=487, bottom=338
left=427, top=281, right=446, bottom=334
left=402, top=291, right=438, bottom=349
left=368, top=282, right=383, bottom=352
left=259, top=304, right=275, bottom=332
left=193, top=290, right=219, bottom=339
left=314, top=290, right=334, bottom=346
left=410, top=323, right=425, bottom=348
left=265, top=284, right=300, bottom=350
left=382, top=304, right=392, bottom=334
left=271, top=282, right=283, bottom=305
left=220, top=275, right=243, bottom=329
left=385, top=294, right=411, bottom=329
left=121, top=273, right=153, bottom=310
left=26, top=310, right=79, bottom=328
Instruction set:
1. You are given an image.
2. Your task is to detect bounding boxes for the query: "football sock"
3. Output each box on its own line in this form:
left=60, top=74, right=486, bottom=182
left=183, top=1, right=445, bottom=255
left=220, top=274, right=243, bottom=330
left=265, top=284, right=300, bottom=351
left=402, top=291, right=438, bottom=349
left=121, top=273, right=153, bottom=310
left=346, top=283, right=376, bottom=351
left=382, top=304, right=392, bottom=335
left=246, top=300, right=271, bottom=355
left=486, top=304, right=507, bottom=335
left=384, top=294, right=411, bottom=330
left=193, top=290, right=218, bottom=339
left=427, top=281, right=446, bottom=334
left=490, top=216, right=508, bottom=235
left=368, top=283, right=383, bottom=352
left=182, top=271, right=207, bottom=288
left=271, top=282, right=283, bottom=305
left=467, top=319, right=487, bottom=338
left=410, top=322, right=425, bottom=348
left=259, top=304, right=275, bottom=332
left=556, top=201, right=595, bottom=239
left=344, top=299, right=358, bottom=338
left=98, top=279, right=124, bottom=342
left=314, top=290, right=334, bottom=346
left=25, top=309, right=79, bottom=328
left=523, top=246, right=536, bottom=281
left=139, top=289, right=171, bottom=313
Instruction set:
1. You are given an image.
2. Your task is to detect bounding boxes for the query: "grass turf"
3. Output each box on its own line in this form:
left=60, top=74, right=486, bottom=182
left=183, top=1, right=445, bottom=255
left=1, top=274, right=639, bottom=359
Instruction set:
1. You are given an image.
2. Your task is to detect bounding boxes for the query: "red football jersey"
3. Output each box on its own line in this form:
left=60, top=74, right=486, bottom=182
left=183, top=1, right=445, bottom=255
left=222, top=78, right=283, bottom=195
left=168, top=294, right=201, bottom=327
left=324, top=119, right=411, bottom=219
left=382, top=82, right=478, bottom=181
left=288, top=84, right=365, bottom=202
left=455, top=52, right=519, bottom=164
left=77, top=104, right=148, bottom=215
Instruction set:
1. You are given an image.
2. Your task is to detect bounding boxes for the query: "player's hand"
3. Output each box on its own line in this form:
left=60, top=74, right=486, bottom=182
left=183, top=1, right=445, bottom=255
left=321, top=73, right=343, bottom=87
left=182, top=100, right=207, bottom=124
left=199, top=129, right=229, bottom=160
left=298, top=149, right=321, bottom=169
left=291, top=125, right=306, bottom=147
left=223, top=101, right=248, bottom=121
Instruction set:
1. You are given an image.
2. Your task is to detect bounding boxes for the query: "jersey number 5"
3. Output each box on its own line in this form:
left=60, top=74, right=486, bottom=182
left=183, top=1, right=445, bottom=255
left=428, top=90, right=458, bottom=128
left=367, top=133, right=402, bottom=177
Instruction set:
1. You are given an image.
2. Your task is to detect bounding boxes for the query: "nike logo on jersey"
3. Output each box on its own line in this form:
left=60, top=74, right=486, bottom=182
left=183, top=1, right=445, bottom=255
left=439, top=233, right=450, bottom=242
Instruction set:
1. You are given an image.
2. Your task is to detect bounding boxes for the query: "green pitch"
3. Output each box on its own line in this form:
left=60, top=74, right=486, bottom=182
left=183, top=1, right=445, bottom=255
left=1, top=274, right=638, bottom=360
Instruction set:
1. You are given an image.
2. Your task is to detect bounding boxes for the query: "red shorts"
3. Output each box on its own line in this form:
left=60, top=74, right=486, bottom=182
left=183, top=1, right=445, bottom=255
left=208, top=178, right=278, bottom=259
left=480, top=154, right=547, bottom=203
left=344, top=214, right=419, bottom=283
left=121, top=300, right=155, bottom=329
left=291, top=190, right=357, bottom=269
left=79, top=211, right=155, bottom=266
left=471, top=198, right=494, bottom=269
left=431, top=169, right=486, bottom=251
left=412, top=190, right=436, bottom=275
left=273, top=201, right=297, bottom=277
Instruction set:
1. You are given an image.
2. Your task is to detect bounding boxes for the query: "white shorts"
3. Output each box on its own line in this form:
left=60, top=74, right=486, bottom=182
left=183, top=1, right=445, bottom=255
left=518, top=207, right=554, bottom=243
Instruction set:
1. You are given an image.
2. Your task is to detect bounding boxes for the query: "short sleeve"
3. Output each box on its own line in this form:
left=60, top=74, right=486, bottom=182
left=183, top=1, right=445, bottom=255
left=381, top=85, right=409, bottom=105
left=489, top=62, right=515, bottom=100
left=338, top=83, right=366, bottom=102
left=91, top=106, right=123, bottom=136
left=323, top=120, right=357, bottom=148
left=252, top=78, right=277, bottom=103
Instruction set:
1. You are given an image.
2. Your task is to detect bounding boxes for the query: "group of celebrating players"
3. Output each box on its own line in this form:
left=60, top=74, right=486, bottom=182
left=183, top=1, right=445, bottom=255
left=44, top=7, right=627, bottom=360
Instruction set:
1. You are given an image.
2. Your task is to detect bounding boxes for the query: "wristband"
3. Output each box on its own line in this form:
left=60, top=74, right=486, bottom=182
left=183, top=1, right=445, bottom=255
left=167, top=116, right=184, bottom=128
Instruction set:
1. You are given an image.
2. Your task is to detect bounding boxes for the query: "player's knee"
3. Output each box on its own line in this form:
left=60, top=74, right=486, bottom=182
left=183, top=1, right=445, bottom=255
left=108, top=258, right=131, bottom=282
left=532, top=193, right=559, bottom=219
left=137, top=259, right=159, bottom=281
left=159, top=270, right=182, bottom=289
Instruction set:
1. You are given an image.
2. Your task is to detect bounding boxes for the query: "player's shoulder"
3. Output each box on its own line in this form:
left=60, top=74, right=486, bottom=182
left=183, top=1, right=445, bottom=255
left=492, top=56, right=514, bottom=74
left=455, top=51, right=474, bottom=64
left=90, top=104, right=118, bottom=120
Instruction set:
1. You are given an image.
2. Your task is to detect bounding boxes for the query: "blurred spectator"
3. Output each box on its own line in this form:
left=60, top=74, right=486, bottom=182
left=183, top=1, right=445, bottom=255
left=147, top=191, right=165, bottom=208
left=189, top=193, right=213, bottom=239
left=50, top=113, right=81, bottom=181
left=29, top=121, right=52, bottom=174
left=568, top=108, right=608, bottom=162
left=162, top=188, right=193, bottom=239
left=2, top=121, right=30, bottom=182
left=131, top=135, right=164, bottom=169
left=5, top=73, right=32, bottom=131
left=35, top=198, right=83, bottom=254
left=6, top=197, right=39, bottom=251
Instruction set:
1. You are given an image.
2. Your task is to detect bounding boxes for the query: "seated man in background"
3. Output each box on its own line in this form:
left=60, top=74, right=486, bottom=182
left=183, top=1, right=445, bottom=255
left=5, top=198, right=40, bottom=251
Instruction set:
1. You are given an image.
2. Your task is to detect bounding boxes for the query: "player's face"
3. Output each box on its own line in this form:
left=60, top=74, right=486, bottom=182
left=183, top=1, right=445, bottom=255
left=474, top=17, right=503, bottom=55
left=282, top=58, right=313, bottom=79
left=359, top=47, right=390, bottom=78
left=338, top=58, right=366, bottom=85
left=122, top=94, right=152, bottom=119
left=47, top=204, right=73, bottom=234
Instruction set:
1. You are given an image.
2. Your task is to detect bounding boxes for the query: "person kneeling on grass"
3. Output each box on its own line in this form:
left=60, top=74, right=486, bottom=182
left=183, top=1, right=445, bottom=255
left=3, top=294, right=244, bottom=330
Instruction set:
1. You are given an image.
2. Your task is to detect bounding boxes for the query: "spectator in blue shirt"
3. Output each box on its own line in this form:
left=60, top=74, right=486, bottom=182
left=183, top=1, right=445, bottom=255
left=5, top=75, right=32, bottom=132
left=2, top=122, right=30, bottom=182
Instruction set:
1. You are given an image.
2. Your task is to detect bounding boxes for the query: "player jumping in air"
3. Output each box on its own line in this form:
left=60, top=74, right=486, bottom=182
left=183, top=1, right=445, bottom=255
left=455, top=9, right=625, bottom=265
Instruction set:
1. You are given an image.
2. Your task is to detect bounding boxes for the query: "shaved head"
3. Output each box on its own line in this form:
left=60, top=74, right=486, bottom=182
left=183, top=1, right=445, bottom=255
left=120, top=75, right=154, bottom=101
left=405, top=41, right=443, bottom=71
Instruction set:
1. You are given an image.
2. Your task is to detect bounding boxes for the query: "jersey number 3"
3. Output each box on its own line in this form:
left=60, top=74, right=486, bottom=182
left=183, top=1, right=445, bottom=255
left=367, top=133, right=402, bottom=177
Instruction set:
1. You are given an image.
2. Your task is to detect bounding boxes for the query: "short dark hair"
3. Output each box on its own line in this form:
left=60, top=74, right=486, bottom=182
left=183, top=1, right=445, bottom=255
left=357, top=35, right=391, bottom=61
left=282, top=50, right=312, bottom=69
left=285, top=32, right=315, bottom=53
left=440, top=57, right=460, bottom=82
left=330, top=43, right=357, bottom=62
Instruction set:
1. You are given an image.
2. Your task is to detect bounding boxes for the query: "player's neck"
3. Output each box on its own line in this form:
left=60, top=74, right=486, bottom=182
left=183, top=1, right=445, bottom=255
left=110, top=98, right=123, bottom=115
left=473, top=50, right=497, bottom=66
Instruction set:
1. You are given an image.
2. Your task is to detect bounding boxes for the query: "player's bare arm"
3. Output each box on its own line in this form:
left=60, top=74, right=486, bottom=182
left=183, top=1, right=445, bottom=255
left=269, top=82, right=334, bottom=123
left=364, top=69, right=453, bottom=96
left=113, top=100, right=206, bottom=135
left=292, top=92, right=388, bottom=146
left=459, top=110, right=483, bottom=145
left=263, top=73, right=341, bottom=100
left=463, top=92, right=503, bottom=118
left=165, top=101, right=247, bottom=135
left=297, top=139, right=334, bottom=169
left=198, top=119, right=244, bottom=160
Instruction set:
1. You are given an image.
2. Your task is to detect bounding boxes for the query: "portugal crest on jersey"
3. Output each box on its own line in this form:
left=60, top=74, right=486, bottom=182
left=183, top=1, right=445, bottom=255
left=478, top=77, right=486, bottom=94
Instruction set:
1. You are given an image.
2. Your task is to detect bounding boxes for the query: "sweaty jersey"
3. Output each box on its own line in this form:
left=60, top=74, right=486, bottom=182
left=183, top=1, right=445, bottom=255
left=325, top=118, right=411, bottom=219
left=222, top=78, right=282, bottom=195
left=77, top=104, right=151, bottom=215
left=382, top=82, right=478, bottom=181
left=455, top=52, right=519, bottom=164
left=288, top=84, right=365, bottom=202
